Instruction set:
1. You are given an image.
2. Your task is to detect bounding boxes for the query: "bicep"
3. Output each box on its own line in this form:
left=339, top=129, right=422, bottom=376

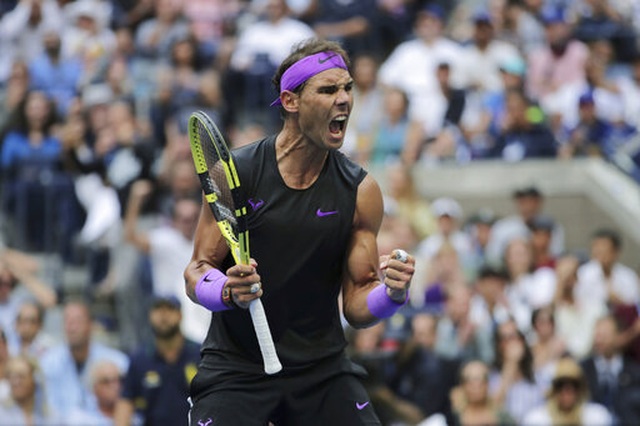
left=341, top=175, right=384, bottom=317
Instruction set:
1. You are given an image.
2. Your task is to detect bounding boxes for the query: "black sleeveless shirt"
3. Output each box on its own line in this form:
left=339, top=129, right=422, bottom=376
left=200, top=135, right=367, bottom=373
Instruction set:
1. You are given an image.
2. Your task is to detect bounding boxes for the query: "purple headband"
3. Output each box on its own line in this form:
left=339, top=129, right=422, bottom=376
left=270, top=51, right=348, bottom=106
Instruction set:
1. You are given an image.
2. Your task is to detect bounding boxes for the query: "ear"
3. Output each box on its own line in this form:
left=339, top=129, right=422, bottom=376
left=281, top=90, right=299, bottom=113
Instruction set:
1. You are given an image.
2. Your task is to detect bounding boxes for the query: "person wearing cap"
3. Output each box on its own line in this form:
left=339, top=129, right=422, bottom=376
left=522, top=357, right=612, bottom=426
left=184, top=38, right=415, bottom=425
left=458, top=9, right=521, bottom=94
left=114, top=295, right=200, bottom=426
left=526, top=6, right=589, bottom=102
left=485, top=185, right=565, bottom=268
left=378, top=4, right=465, bottom=144
left=415, top=197, right=473, bottom=265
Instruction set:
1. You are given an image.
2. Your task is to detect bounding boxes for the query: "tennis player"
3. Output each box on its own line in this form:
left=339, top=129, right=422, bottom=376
left=184, top=38, right=415, bottom=425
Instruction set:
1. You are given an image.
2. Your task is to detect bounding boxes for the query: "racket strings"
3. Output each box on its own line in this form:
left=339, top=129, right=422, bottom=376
left=195, top=121, right=238, bottom=230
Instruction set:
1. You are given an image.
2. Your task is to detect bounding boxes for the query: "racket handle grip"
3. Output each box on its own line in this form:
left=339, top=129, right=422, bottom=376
left=249, top=299, right=282, bottom=375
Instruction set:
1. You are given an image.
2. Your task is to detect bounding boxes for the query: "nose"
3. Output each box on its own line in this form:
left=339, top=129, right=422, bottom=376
left=335, top=87, right=351, bottom=106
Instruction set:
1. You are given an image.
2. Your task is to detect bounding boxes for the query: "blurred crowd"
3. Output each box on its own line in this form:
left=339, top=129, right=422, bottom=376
left=0, top=0, right=639, bottom=424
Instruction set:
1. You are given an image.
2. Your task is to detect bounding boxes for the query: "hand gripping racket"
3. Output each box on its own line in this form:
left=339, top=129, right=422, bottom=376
left=189, top=111, right=282, bottom=375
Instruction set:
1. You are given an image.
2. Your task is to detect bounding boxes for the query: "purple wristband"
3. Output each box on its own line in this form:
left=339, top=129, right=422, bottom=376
left=367, top=284, right=408, bottom=319
left=195, top=269, right=232, bottom=312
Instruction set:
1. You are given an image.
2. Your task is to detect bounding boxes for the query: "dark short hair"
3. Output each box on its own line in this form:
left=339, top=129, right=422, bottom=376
left=513, top=185, right=542, bottom=199
left=591, top=228, right=622, bottom=251
left=271, top=38, right=351, bottom=101
left=477, top=264, right=508, bottom=281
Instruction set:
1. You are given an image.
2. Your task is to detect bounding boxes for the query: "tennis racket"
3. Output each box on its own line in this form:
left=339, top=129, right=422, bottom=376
left=189, top=110, right=282, bottom=375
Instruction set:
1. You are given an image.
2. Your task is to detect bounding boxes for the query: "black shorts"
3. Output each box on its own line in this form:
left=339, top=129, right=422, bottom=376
left=188, top=357, right=381, bottom=426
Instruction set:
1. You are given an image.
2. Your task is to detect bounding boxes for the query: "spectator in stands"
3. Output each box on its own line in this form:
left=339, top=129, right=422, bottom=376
left=501, top=0, right=546, bottom=55
left=368, top=86, right=412, bottom=165
left=553, top=253, right=608, bottom=360
left=123, top=178, right=209, bottom=343
left=523, top=356, right=612, bottom=426
left=572, top=0, right=638, bottom=63
left=576, top=228, right=640, bottom=308
left=388, top=312, right=460, bottom=425
left=526, top=7, right=589, bottom=102
left=464, top=56, right=527, bottom=158
left=29, top=29, right=84, bottom=115
left=150, top=34, right=205, bottom=147
left=228, top=0, right=315, bottom=131
left=486, top=185, right=565, bottom=267
left=422, top=242, right=467, bottom=313
left=134, top=0, right=189, bottom=64
left=8, top=301, right=56, bottom=358
left=617, top=54, right=640, bottom=131
left=0, top=248, right=57, bottom=347
left=490, top=318, right=545, bottom=424
left=530, top=306, right=567, bottom=389
left=0, top=329, right=8, bottom=401
left=67, top=359, right=127, bottom=425
left=465, top=209, right=497, bottom=270
left=488, top=89, right=558, bottom=161
left=114, top=295, right=200, bottom=426
left=529, top=215, right=557, bottom=270
left=345, top=53, right=385, bottom=163
left=436, top=285, right=494, bottom=364
left=378, top=4, right=464, bottom=144
left=383, top=162, right=436, bottom=242
left=304, top=0, right=377, bottom=57
left=39, top=299, right=129, bottom=417
left=503, top=238, right=556, bottom=333
left=581, top=314, right=640, bottom=424
left=1, top=90, right=62, bottom=250
left=450, top=359, right=515, bottom=425
left=469, top=265, right=511, bottom=363
left=0, top=0, right=63, bottom=84
left=459, top=9, right=521, bottom=95
left=416, top=197, right=473, bottom=266
left=0, top=354, right=58, bottom=424
left=0, top=61, right=30, bottom=139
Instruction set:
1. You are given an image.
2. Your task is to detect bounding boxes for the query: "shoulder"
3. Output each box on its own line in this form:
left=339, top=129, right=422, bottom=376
left=332, top=150, right=367, bottom=188
left=583, top=402, right=612, bottom=423
left=522, top=405, right=549, bottom=425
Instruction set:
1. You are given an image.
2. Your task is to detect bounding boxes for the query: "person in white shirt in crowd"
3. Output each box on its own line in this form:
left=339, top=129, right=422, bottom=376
left=553, top=253, right=607, bottom=360
left=503, top=238, right=556, bottom=334
left=378, top=4, right=464, bottom=143
left=522, top=356, right=612, bottom=426
left=458, top=9, right=521, bottom=96
left=0, top=0, right=63, bottom=84
left=39, top=299, right=129, bottom=418
left=0, top=330, right=8, bottom=401
left=490, top=318, right=545, bottom=424
left=415, top=197, right=474, bottom=270
left=486, top=186, right=564, bottom=268
left=124, top=178, right=209, bottom=343
left=67, top=359, right=131, bottom=425
left=576, top=228, right=640, bottom=308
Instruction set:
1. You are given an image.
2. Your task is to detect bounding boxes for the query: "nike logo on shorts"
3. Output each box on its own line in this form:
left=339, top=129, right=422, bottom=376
left=356, top=401, right=369, bottom=410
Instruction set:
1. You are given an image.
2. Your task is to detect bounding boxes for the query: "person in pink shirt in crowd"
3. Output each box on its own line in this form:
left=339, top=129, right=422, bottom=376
left=526, top=7, right=589, bottom=102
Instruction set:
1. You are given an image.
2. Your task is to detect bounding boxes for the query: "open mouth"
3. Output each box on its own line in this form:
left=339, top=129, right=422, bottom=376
left=329, top=115, right=347, bottom=137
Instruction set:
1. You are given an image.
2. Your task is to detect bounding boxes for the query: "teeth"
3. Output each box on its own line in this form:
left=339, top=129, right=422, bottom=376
left=334, top=116, right=347, bottom=122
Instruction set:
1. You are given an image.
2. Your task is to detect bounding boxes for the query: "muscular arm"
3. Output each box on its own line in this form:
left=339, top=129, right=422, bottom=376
left=341, top=175, right=415, bottom=328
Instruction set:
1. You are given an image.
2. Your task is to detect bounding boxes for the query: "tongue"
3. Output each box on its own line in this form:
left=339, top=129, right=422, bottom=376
left=329, top=120, right=341, bottom=134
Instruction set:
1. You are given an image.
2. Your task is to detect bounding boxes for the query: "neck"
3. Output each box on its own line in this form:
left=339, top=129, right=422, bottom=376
left=99, top=400, right=116, bottom=418
left=71, top=343, right=90, bottom=365
left=275, top=129, right=328, bottom=189
left=17, top=395, right=35, bottom=416
left=156, top=333, right=184, bottom=363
